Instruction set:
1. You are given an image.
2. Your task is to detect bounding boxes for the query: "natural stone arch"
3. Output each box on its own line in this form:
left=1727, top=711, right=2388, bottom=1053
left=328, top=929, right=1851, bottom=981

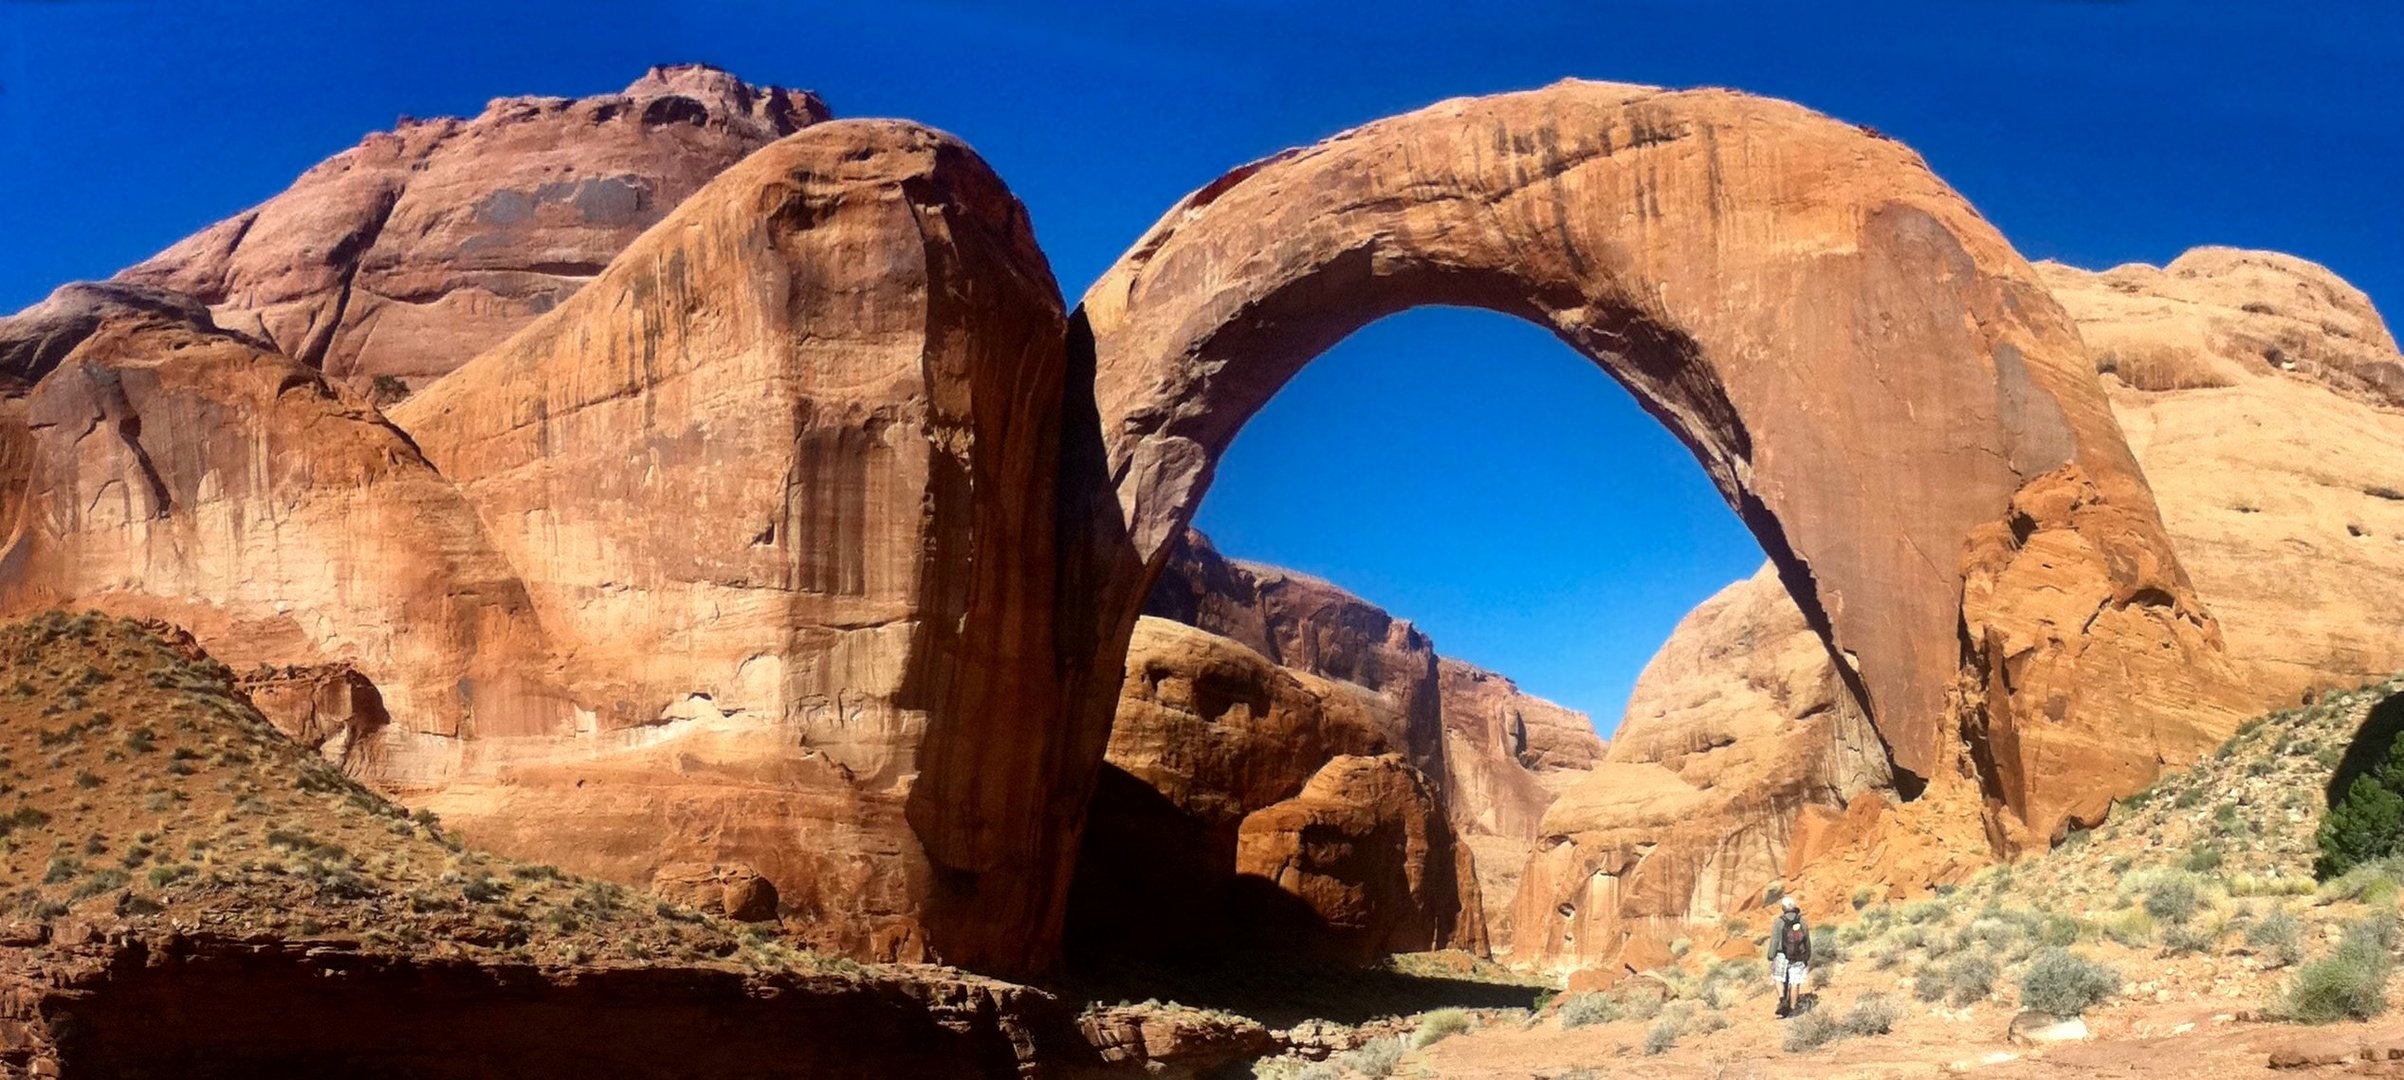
left=1065, top=80, right=2240, bottom=844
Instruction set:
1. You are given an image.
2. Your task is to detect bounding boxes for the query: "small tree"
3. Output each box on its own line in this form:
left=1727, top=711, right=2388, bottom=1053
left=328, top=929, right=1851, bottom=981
left=2319, top=694, right=2404, bottom=878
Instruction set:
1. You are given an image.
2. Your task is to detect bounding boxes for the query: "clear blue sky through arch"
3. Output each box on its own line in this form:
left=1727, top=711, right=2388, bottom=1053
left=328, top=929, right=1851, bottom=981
left=1191, top=308, right=1767, bottom=735
left=3, top=0, right=2397, bottom=731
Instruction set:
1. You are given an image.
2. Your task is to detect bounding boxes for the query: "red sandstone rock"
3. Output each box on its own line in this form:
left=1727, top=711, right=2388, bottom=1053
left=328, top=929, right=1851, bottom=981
left=1232, top=754, right=1484, bottom=963
left=237, top=663, right=391, bottom=775
left=117, top=64, right=827, bottom=393
left=0, top=290, right=565, bottom=756
left=1436, top=657, right=1604, bottom=956
left=389, top=119, right=1071, bottom=973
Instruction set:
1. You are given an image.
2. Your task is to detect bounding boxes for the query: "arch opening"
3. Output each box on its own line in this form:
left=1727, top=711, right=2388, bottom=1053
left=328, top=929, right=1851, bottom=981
left=1056, top=304, right=1889, bottom=984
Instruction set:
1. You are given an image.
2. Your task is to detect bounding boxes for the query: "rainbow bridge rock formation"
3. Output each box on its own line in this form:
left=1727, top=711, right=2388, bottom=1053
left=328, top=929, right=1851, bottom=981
left=0, top=72, right=2241, bottom=974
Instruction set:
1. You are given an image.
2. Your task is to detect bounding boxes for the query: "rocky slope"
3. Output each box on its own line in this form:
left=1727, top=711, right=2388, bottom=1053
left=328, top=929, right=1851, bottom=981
left=0, top=612, right=1073, bottom=1079
left=116, top=65, right=827, bottom=394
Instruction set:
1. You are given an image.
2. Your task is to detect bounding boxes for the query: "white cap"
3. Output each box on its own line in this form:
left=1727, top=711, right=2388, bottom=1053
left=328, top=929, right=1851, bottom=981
left=1781, top=894, right=1800, bottom=911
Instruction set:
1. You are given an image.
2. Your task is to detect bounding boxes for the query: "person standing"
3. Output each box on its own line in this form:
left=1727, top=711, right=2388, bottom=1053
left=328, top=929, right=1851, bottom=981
left=1768, top=894, right=1811, bottom=1018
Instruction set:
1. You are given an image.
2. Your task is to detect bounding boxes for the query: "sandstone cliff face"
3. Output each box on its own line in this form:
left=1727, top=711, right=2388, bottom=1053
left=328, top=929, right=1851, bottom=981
left=0, top=285, right=565, bottom=762
left=386, top=119, right=1070, bottom=972
left=1509, top=565, right=1890, bottom=975
left=1435, top=657, right=1604, bottom=955
left=2039, top=251, right=2404, bottom=709
left=117, top=65, right=826, bottom=393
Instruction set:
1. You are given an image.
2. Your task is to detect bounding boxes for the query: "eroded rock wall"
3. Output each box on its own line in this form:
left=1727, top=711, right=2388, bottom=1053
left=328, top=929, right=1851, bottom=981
left=387, top=119, right=1070, bottom=972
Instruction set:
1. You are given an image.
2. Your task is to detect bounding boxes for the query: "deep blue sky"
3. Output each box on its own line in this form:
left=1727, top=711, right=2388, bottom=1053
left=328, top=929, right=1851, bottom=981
left=4, top=2, right=2397, bottom=733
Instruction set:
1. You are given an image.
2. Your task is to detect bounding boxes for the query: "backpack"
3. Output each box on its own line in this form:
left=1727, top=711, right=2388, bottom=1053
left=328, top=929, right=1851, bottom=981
left=1782, top=919, right=1807, bottom=956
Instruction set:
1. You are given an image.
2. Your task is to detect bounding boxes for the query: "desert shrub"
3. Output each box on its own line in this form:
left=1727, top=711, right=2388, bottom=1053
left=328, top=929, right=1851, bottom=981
left=1969, top=916, right=2024, bottom=951
left=1412, top=1009, right=1472, bottom=1049
left=1783, top=1010, right=1841, bottom=1052
left=2018, top=948, right=2121, bottom=1018
left=1810, top=925, right=1844, bottom=965
left=2161, top=922, right=2216, bottom=956
left=1948, top=954, right=1999, bottom=1005
left=1339, top=1036, right=1405, bottom=1078
left=2183, top=846, right=2226, bottom=874
left=2284, top=918, right=2397, bottom=1024
left=2249, top=908, right=2306, bottom=967
left=2102, top=908, right=2155, bottom=948
left=2319, top=859, right=2404, bottom=904
left=2174, top=786, right=2207, bottom=809
left=1643, top=1017, right=1679, bottom=1055
left=1904, top=899, right=1948, bottom=925
left=2144, top=873, right=2205, bottom=924
left=1853, top=886, right=1876, bottom=910
left=1840, top=993, right=1899, bottom=1036
left=2037, top=914, right=2083, bottom=947
left=1557, top=992, right=1620, bottom=1029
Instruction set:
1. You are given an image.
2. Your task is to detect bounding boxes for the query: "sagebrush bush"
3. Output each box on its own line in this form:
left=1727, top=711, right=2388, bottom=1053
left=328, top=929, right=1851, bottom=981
left=1840, top=993, right=1899, bottom=1036
left=1947, top=954, right=1999, bottom=1005
left=2143, top=873, right=2204, bottom=925
left=1643, top=1017, right=1679, bottom=1056
left=1557, top=992, right=1620, bottom=1029
left=1782, top=1010, right=1841, bottom=1053
left=2249, top=908, right=2305, bottom=967
left=2018, top=948, right=2121, bottom=1018
left=2284, top=919, right=2395, bottom=1024
left=1412, top=1008, right=1472, bottom=1049
left=1339, top=1036, right=1404, bottom=1078
left=2161, top=922, right=2215, bottom=956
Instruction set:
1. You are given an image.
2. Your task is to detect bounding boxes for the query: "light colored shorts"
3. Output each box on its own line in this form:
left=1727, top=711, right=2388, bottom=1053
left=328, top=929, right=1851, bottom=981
left=1772, top=957, right=1808, bottom=986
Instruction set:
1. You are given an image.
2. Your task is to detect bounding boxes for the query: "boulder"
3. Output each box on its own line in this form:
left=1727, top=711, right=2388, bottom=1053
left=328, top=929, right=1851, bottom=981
left=1068, top=615, right=1410, bottom=959
left=1233, top=754, right=1484, bottom=963
left=117, top=64, right=828, bottom=393
left=237, top=663, right=391, bottom=775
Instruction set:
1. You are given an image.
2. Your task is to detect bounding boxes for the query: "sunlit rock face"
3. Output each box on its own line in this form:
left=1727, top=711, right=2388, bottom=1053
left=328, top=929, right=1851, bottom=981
left=116, top=64, right=827, bottom=395
left=2039, top=250, right=2404, bottom=710
left=1509, top=564, right=1891, bottom=976
left=388, top=119, right=1071, bottom=972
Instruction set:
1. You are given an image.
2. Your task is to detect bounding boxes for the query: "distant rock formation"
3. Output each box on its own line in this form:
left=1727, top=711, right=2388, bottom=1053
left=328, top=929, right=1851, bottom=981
left=1509, top=564, right=1891, bottom=975
left=117, top=64, right=827, bottom=394
left=1072, top=530, right=1602, bottom=962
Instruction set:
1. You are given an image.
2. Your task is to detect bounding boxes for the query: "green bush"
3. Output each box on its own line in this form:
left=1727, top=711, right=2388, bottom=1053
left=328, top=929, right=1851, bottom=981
left=2284, top=918, right=2397, bottom=1024
left=1946, top=954, right=1999, bottom=1005
left=1642, top=1017, right=1679, bottom=1056
left=2018, top=948, right=2121, bottom=1018
left=2184, top=846, right=2226, bottom=874
left=2320, top=694, right=2404, bottom=877
left=2037, top=914, right=2082, bottom=947
left=1340, top=1036, right=1404, bottom=1078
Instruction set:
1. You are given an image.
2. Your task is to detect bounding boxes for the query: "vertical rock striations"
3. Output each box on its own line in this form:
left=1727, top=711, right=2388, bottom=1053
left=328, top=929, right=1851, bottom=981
left=389, top=119, right=1070, bottom=972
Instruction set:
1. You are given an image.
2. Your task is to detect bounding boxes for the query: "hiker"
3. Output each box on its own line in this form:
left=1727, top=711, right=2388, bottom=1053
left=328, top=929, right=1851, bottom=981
left=1768, top=894, right=1811, bottom=1018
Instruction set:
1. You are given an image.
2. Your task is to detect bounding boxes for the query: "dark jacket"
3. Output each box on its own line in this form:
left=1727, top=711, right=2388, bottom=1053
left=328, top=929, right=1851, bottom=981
left=1768, top=911, right=1811, bottom=963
